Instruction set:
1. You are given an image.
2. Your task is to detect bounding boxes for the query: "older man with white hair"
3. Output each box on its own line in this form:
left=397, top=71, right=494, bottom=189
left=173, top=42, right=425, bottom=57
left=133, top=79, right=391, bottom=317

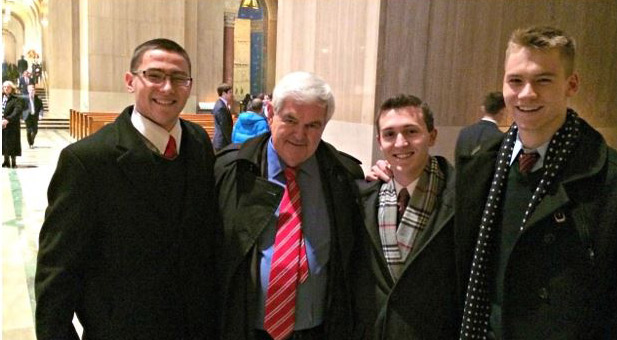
left=215, top=71, right=365, bottom=340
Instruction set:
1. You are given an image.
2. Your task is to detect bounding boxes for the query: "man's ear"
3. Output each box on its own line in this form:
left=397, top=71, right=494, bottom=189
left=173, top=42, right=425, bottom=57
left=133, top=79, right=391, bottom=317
left=428, top=128, right=438, bottom=147
left=124, top=72, right=135, bottom=93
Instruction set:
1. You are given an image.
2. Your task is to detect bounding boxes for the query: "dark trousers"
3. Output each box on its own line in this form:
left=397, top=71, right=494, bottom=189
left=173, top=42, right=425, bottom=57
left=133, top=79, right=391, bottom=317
left=25, top=116, right=38, bottom=146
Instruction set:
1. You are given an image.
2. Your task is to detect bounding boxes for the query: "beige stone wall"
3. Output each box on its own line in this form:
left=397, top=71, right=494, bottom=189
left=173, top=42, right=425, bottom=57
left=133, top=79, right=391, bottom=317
left=276, top=0, right=382, bottom=172
left=45, top=0, right=224, bottom=117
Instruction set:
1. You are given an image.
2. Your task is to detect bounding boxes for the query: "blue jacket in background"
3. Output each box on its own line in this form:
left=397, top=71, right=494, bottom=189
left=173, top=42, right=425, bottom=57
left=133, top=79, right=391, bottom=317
left=231, top=111, right=269, bottom=143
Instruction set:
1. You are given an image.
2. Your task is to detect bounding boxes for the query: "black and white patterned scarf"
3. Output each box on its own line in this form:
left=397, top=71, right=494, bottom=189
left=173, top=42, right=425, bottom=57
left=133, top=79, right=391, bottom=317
left=377, top=156, right=445, bottom=280
left=460, top=109, right=582, bottom=339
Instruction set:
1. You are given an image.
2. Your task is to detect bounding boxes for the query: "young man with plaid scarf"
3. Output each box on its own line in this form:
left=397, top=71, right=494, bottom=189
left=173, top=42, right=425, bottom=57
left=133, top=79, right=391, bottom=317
left=355, top=94, right=460, bottom=339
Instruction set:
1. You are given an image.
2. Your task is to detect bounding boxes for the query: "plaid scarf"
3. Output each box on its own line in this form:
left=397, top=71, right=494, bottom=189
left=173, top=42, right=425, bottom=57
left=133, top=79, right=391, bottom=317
left=378, top=156, right=445, bottom=280
left=460, top=109, right=582, bottom=339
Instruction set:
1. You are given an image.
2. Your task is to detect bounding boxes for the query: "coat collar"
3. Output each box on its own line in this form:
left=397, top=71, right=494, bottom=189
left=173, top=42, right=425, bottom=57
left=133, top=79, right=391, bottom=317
left=359, top=156, right=455, bottom=285
left=465, top=118, right=610, bottom=234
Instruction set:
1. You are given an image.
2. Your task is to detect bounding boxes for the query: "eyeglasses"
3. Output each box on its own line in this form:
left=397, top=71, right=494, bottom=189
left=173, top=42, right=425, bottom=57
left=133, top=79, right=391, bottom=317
left=131, top=69, right=192, bottom=87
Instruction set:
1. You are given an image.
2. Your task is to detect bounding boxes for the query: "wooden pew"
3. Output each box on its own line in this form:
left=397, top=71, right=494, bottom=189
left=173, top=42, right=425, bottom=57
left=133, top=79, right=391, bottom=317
left=71, top=110, right=221, bottom=141
left=81, top=113, right=118, bottom=139
left=179, top=114, right=215, bottom=138
left=86, top=114, right=119, bottom=137
left=80, top=112, right=216, bottom=140
left=69, top=109, right=77, bottom=138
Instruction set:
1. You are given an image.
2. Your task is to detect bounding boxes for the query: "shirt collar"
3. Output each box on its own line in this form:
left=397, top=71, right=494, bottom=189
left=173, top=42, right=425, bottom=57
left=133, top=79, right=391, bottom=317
left=393, top=177, right=420, bottom=196
left=130, top=108, right=182, bottom=155
left=481, top=117, right=498, bottom=124
left=220, top=97, right=228, bottom=107
left=509, top=132, right=549, bottom=171
left=266, top=137, right=317, bottom=184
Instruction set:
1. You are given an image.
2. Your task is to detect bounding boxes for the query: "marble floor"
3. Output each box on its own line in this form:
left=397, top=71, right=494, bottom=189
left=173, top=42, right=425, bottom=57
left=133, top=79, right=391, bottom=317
left=1, top=129, right=81, bottom=339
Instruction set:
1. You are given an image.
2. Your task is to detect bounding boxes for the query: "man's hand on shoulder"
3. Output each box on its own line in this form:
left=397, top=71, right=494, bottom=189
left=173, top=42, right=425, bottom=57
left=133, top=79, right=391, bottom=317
left=365, top=159, right=392, bottom=182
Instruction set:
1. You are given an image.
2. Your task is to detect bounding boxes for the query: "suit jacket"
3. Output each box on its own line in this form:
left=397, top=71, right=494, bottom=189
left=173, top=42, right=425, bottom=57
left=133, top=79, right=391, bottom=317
left=455, top=116, right=617, bottom=339
left=24, top=94, right=43, bottom=127
left=213, top=98, right=233, bottom=151
left=214, top=133, right=365, bottom=339
left=18, top=76, right=32, bottom=94
left=35, top=106, right=219, bottom=340
left=455, top=120, right=503, bottom=160
left=355, top=156, right=460, bottom=339
left=2, top=94, right=24, bottom=156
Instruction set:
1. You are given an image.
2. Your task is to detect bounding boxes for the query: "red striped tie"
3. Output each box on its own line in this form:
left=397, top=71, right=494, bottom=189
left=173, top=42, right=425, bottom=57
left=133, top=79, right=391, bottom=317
left=518, top=150, right=539, bottom=174
left=264, top=167, right=309, bottom=340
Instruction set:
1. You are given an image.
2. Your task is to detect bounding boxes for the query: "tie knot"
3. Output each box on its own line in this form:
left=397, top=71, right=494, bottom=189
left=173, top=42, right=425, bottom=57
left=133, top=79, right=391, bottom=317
left=163, top=135, right=177, bottom=159
left=284, top=167, right=297, bottom=182
left=518, top=150, right=540, bottom=174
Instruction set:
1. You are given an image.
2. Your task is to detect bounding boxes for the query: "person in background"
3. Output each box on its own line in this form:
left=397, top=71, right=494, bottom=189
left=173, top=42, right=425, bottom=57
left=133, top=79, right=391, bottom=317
left=213, top=82, right=234, bottom=151
left=454, top=91, right=506, bottom=159
left=24, top=84, right=44, bottom=149
left=242, top=93, right=253, bottom=112
left=264, top=93, right=274, bottom=123
left=18, top=70, right=32, bottom=95
left=231, top=97, right=270, bottom=143
left=35, top=38, right=218, bottom=339
left=2, top=81, right=24, bottom=168
left=32, top=58, right=42, bottom=84
left=17, top=55, right=28, bottom=74
left=215, top=71, right=364, bottom=340
left=354, top=94, right=459, bottom=339
left=456, top=25, right=617, bottom=339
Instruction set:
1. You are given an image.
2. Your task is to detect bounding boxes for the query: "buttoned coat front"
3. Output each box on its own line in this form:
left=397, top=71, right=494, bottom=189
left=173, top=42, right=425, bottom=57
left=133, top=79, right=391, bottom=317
left=214, top=133, right=365, bottom=339
left=455, top=118, right=617, bottom=339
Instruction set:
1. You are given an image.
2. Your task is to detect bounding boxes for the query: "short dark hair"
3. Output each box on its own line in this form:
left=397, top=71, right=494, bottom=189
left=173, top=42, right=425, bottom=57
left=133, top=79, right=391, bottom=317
left=217, top=83, right=232, bottom=96
left=249, top=98, right=263, bottom=112
left=376, top=94, right=434, bottom=132
left=483, top=91, right=505, bottom=115
left=130, top=38, right=191, bottom=74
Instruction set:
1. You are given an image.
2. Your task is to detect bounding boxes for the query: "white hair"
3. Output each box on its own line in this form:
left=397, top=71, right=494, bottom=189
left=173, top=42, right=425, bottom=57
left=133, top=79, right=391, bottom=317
left=272, top=71, right=335, bottom=122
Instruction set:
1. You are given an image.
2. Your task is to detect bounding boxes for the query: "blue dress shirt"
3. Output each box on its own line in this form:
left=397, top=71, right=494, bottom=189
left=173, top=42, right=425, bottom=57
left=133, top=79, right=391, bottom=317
left=255, top=138, right=331, bottom=330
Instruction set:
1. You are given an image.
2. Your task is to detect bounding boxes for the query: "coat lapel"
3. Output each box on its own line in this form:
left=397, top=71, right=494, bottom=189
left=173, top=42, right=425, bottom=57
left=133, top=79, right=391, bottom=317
left=114, top=108, right=168, bottom=217
left=359, top=181, right=395, bottom=286
left=406, top=181, right=454, bottom=262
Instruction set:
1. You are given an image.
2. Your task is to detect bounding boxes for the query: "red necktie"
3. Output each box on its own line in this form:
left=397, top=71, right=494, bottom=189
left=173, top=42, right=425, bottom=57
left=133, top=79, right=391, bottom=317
left=518, top=151, right=539, bottom=174
left=264, top=167, right=309, bottom=340
left=163, top=135, right=177, bottom=159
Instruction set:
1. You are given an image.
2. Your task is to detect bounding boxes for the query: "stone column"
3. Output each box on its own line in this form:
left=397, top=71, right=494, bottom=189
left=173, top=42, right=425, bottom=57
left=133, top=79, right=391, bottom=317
left=223, top=11, right=236, bottom=84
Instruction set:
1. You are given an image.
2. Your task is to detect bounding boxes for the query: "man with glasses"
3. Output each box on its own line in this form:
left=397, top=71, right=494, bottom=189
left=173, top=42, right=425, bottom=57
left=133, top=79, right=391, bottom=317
left=35, top=38, right=218, bottom=339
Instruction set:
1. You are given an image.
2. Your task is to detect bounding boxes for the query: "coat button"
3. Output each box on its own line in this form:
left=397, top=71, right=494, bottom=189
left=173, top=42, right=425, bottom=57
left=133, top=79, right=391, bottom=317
left=538, top=287, right=549, bottom=300
left=544, top=233, right=556, bottom=244
left=553, top=211, right=566, bottom=223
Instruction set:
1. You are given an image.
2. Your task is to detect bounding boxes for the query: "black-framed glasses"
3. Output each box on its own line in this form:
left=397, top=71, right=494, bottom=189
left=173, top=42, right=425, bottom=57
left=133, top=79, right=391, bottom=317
left=131, top=69, right=192, bottom=87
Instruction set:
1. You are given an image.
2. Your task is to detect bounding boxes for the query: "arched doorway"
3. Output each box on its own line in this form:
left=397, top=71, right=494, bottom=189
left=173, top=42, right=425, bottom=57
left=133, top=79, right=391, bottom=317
left=233, top=0, right=276, bottom=99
